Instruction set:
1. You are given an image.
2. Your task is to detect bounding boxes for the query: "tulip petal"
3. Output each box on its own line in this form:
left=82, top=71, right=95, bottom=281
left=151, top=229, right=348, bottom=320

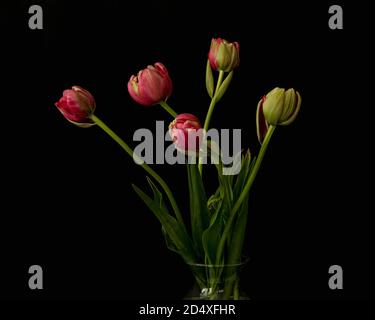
left=169, top=114, right=202, bottom=156
left=205, top=59, right=214, bottom=98
left=281, top=88, right=296, bottom=122
left=128, top=63, right=173, bottom=106
left=54, top=87, right=95, bottom=127
left=263, top=88, right=285, bottom=125
left=208, top=38, right=240, bottom=72
left=256, top=97, right=269, bottom=144
left=280, top=91, right=301, bottom=126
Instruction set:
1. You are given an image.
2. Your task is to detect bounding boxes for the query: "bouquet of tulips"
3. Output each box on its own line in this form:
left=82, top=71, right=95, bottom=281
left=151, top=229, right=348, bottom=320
left=54, top=38, right=301, bottom=299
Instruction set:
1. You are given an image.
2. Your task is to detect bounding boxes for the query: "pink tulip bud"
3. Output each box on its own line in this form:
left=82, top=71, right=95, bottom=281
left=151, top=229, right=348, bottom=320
left=208, top=38, right=240, bottom=72
left=169, top=113, right=203, bottom=156
left=54, top=86, right=96, bottom=128
left=128, top=62, right=173, bottom=106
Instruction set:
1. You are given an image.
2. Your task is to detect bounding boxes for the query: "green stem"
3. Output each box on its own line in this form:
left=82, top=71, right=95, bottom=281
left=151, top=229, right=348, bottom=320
left=203, top=71, right=224, bottom=133
left=232, top=125, right=276, bottom=215
left=223, top=278, right=234, bottom=300
left=198, top=71, right=225, bottom=174
left=159, top=101, right=177, bottom=118
left=202, top=98, right=217, bottom=134
left=233, top=277, right=240, bottom=300
left=91, top=114, right=185, bottom=228
left=215, top=125, right=276, bottom=264
left=214, top=70, right=225, bottom=96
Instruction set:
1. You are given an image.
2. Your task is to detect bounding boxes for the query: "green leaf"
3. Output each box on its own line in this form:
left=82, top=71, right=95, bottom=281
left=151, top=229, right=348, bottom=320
left=208, top=191, right=223, bottom=227
left=202, top=209, right=224, bottom=265
left=215, top=163, right=233, bottom=222
left=234, top=155, right=258, bottom=204
left=145, top=176, right=182, bottom=256
left=205, top=59, right=214, bottom=98
left=162, top=227, right=179, bottom=254
left=187, top=164, right=210, bottom=260
left=227, top=193, right=249, bottom=265
left=222, top=196, right=249, bottom=299
left=132, top=181, right=196, bottom=263
left=214, top=71, right=233, bottom=103
left=233, top=150, right=252, bottom=201
left=207, top=187, right=222, bottom=216
left=146, top=176, right=169, bottom=214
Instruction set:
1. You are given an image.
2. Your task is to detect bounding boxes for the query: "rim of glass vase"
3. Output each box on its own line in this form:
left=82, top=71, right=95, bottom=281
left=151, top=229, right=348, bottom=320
left=186, top=256, right=250, bottom=268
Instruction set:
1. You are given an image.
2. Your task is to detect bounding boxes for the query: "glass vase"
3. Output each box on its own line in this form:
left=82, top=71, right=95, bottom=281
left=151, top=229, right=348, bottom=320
left=184, top=258, right=250, bottom=300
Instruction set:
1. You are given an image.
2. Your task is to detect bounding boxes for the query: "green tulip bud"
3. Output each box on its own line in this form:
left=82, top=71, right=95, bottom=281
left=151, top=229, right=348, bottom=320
left=261, top=87, right=301, bottom=126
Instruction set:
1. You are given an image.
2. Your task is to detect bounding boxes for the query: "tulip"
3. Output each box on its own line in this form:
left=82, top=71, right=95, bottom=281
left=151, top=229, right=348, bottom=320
left=128, top=62, right=173, bottom=106
left=208, top=38, right=240, bottom=72
left=54, top=86, right=96, bottom=128
left=257, top=87, right=301, bottom=127
left=169, top=113, right=203, bottom=155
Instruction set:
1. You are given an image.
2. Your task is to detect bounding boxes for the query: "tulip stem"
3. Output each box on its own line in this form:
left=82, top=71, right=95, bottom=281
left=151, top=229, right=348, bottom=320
left=199, top=70, right=225, bottom=174
left=233, top=125, right=276, bottom=214
left=204, top=71, right=225, bottom=133
left=90, top=114, right=185, bottom=228
left=214, top=71, right=225, bottom=96
left=215, top=125, right=276, bottom=264
left=159, top=101, right=177, bottom=118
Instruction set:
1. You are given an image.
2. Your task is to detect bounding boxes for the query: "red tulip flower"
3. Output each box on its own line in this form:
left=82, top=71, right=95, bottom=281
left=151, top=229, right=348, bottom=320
left=54, top=86, right=96, bottom=128
left=208, top=38, right=240, bottom=72
left=128, top=62, right=173, bottom=106
left=169, top=113, right=203, bottom=156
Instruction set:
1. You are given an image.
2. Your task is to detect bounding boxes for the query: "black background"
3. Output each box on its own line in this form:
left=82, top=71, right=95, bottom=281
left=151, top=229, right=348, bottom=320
left=1, top=0, right=373, bottom=301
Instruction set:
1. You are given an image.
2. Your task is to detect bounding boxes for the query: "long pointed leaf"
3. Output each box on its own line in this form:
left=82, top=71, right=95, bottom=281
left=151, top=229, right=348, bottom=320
left=202, top=210, right=224, bottom=265
left=132, top=183, right=196, bottom=263
left=215, top=163, right=233, bottom=222
left=233, top=150, right=252, bottom=200
left=214, top=71, right=233, bottom=103
left=227, top=194, right=249, bottom=265
left=205, top=59, right=214, bottom=98
left=187, top=164, right=210, bottom=260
